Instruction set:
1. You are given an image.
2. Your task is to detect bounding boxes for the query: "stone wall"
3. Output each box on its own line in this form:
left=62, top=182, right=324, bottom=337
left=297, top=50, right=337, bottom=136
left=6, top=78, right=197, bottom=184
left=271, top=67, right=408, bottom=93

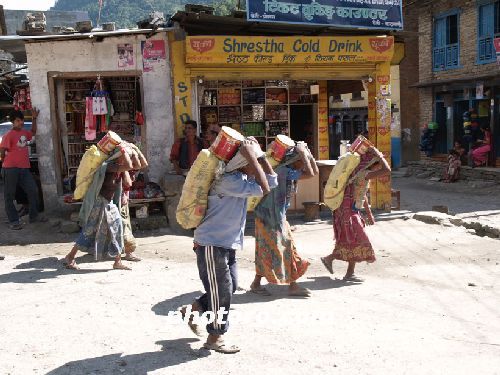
left=406, top=161, right=500, bottom=182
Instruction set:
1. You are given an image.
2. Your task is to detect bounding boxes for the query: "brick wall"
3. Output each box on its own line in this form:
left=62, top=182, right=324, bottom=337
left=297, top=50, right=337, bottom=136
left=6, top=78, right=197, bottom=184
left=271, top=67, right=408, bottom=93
left=419, top=0, right=498, bottom=82
left=412, top=0, right=499, bottom=156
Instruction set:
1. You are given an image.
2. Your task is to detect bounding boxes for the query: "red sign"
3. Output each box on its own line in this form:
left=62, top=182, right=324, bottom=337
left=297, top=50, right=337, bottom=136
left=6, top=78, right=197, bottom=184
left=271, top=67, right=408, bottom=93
left=142, top=40, right=166, bottom=60
left=369, top=38, right=394, bottom=53
left=190, top=38, right=215, bottom=53
left=378, top=127, right=389, bottom=136
left=494, top=38, right=500, bottom=54
left=377, top=75, right=390, bottom=85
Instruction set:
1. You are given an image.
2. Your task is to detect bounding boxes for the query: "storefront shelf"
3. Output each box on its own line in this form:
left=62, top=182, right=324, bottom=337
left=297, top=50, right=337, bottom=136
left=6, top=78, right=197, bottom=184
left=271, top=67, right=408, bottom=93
left=266, top=120, right=288, bottom=122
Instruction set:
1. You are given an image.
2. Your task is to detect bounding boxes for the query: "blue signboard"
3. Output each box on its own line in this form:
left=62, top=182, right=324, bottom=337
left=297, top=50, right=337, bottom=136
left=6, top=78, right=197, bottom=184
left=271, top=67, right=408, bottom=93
left=246, top=0, right=403, bottom=30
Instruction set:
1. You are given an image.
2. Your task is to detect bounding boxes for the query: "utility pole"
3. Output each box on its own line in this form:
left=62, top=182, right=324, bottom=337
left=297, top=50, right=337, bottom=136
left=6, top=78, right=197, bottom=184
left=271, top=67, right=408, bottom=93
left=0, top=5, right=8, bottom=36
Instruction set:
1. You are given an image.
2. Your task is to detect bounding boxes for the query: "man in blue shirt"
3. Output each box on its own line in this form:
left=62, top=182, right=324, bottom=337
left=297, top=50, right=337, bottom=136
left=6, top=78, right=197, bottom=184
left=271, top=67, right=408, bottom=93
left=182, top=139, right=277, bottom=354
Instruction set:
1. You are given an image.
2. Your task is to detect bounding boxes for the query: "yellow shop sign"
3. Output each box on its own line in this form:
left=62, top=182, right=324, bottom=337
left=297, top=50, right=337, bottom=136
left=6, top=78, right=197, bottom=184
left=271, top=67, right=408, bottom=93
left=186, top=35, right=394, bottom=65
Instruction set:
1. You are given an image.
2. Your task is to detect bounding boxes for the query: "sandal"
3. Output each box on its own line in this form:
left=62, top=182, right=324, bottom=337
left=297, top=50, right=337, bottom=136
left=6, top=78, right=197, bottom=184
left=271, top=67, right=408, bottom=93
left=203, top=340, right=240, bottom=354
left=124, top=254, right=142, bottom=262
left=321, top=257, right=333, bottom=274
left=250, top=285, right=271, bottom=296
left=9, top=223, right=23, bottom=231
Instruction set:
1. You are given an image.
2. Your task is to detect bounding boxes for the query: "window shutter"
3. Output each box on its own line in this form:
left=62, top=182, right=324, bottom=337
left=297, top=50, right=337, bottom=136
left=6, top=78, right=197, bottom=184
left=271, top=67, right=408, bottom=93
left=478, top=3, right=495, bottom=62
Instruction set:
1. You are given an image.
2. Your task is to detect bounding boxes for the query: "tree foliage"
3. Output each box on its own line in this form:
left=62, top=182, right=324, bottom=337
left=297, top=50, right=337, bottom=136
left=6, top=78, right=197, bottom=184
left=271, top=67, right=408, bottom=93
left=51, top=0, right=246, bottom=28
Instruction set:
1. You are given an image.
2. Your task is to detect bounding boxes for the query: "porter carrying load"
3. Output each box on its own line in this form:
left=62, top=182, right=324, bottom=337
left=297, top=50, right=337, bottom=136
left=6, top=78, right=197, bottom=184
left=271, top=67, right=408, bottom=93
left=176, top=126, right=245, bottom=229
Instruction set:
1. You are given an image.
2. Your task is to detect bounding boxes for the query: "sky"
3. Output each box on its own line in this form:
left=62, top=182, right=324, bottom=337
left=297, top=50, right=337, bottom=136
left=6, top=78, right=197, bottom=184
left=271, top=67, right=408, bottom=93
left=2, top=0, right=56, bottom=10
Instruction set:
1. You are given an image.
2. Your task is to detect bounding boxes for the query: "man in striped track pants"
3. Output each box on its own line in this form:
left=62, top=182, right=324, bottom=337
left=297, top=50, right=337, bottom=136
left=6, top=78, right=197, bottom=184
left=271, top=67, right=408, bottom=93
left=186, top=140, right=277, bottom=354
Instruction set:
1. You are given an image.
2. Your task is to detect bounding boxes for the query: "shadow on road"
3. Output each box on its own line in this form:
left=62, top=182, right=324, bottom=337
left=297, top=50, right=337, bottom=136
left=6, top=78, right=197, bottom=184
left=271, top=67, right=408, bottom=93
left=45, top=339, right=209, bottom=375
left=232, top=276, right=362, bottom=304
left=0, top=256, right=111, bottom=284
left=152, top=291, right=203, bottom=316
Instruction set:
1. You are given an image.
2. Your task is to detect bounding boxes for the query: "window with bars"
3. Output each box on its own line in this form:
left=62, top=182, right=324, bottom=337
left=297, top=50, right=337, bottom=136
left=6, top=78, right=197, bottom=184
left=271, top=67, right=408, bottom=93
left=478, top=1, right=500, bottom=64
left=433, top=12, right=460, bottom=71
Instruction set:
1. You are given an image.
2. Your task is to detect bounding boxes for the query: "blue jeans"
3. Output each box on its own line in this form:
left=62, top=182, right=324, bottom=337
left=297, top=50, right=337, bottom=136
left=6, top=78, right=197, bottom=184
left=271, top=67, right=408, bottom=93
left=195, top=246, right=237, bottom=335
left=2, top=168, right=39, bottom=224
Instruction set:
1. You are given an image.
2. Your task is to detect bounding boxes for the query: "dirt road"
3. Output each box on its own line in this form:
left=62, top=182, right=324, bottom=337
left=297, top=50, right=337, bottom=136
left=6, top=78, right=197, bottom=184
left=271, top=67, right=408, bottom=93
left=1, top=215, right=499, bottom=375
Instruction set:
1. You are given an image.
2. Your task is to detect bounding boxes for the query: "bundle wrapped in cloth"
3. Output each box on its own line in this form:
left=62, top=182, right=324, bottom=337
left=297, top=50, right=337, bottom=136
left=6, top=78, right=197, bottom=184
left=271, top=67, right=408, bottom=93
left=176, top=126, right=245, bottom=230
left=73, top=131, right=148, bottom=200
left=324, top=135, right=379, bottom=211
left=247, top=135, right=296, bottom=211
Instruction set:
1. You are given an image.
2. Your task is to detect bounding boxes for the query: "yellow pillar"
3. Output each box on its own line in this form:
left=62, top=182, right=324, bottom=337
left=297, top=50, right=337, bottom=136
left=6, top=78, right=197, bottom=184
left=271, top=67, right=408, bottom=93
left=168, top=31, right=193, bottom=138
left=367, top=79, right=378, bottom=206
left=373, top=62, right=392, bottom=211
left=318, top=81, right=329, bottom=160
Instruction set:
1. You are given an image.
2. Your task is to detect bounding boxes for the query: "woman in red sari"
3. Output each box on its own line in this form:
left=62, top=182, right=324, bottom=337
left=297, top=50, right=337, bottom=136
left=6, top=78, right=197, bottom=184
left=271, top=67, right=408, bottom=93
left=321, top=144, right=390, bottom=281
left=471, top=125, right=492, bottom=167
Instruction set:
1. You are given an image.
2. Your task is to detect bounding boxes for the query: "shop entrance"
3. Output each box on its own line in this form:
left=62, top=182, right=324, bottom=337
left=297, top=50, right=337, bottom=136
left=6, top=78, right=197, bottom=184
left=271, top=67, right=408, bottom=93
left=49, top=73, right=144, bottom=195
left=196, top=79, right=318, bottom=152
left=290, top=103, right=316, bottom=151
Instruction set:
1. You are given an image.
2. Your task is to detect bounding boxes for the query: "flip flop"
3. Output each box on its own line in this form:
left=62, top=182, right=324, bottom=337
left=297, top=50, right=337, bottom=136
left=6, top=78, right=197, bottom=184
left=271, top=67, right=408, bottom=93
left=113, top=263, right=132, bottom=271
left=288, top=287, right=311, bottom=297
left=320, top=257, right=333, bottom=274
left=203, top=340, right=240, bottom=354
left=250, top=286, right=271, bottom=296
left=124, top=254, right=142, bottom=262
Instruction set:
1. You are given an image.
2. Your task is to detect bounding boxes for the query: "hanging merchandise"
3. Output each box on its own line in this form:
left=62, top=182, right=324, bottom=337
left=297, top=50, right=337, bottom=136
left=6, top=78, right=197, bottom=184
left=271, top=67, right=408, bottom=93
left=13, top=87, right=32, bottom=111
left=135, top=111, right=144, bottom=125
left=85, top=76, right=114, bottom=140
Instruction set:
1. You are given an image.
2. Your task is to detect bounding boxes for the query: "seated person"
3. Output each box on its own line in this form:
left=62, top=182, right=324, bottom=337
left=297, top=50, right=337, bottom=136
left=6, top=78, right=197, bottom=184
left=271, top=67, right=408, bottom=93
left=469, top=125, right=492, bottom=167
left=443, top=149, right=461, bottom=183
left=452, top=141, right=466, bottom=165
left=170, top=120, right=203, bottom=175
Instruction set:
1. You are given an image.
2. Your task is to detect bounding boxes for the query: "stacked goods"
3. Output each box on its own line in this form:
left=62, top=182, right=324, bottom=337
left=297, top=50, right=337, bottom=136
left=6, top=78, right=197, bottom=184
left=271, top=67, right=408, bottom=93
left=176, top=126, right=244, bottom=229
left=247, top=135, right=295, bottom=211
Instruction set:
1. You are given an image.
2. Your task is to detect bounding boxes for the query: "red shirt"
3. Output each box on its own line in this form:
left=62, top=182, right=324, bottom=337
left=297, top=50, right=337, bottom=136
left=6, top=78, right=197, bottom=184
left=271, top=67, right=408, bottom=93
left=0, top=129, right=32, bottom=169
left=169, top=137, right=202, bottom=169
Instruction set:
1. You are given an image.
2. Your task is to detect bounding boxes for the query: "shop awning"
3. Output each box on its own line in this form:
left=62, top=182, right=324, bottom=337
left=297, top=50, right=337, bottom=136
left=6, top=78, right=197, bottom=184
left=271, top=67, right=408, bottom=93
left=413, top=72, right=500, bottom=90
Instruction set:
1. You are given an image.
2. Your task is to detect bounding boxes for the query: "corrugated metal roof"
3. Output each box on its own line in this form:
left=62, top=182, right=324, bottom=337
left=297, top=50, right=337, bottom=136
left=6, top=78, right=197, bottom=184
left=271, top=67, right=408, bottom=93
left=0, top=28, right=173, bottom=63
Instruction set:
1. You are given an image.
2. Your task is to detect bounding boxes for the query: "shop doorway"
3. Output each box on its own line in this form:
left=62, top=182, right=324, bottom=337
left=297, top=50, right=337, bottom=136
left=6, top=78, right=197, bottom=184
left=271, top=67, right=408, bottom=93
left=454, top=100, right=469, bottom=148
left=196, top=79, right=318, bottom=152
left=434, top=102, right=448, bottom=154
left=290, top=104, right=315, bottom=150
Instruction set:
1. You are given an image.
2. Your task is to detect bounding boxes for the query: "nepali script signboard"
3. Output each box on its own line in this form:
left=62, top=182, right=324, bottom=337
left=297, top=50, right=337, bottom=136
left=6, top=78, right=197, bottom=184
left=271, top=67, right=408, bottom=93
left=247, top=0, right=403, bottom=30
left=186, top=36, right=395, bottom=65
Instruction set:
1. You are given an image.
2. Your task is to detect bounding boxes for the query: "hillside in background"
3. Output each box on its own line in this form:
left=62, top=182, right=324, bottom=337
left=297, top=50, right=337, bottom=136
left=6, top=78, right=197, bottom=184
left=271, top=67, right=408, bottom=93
left=51, top=0, right=244, bottom=28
